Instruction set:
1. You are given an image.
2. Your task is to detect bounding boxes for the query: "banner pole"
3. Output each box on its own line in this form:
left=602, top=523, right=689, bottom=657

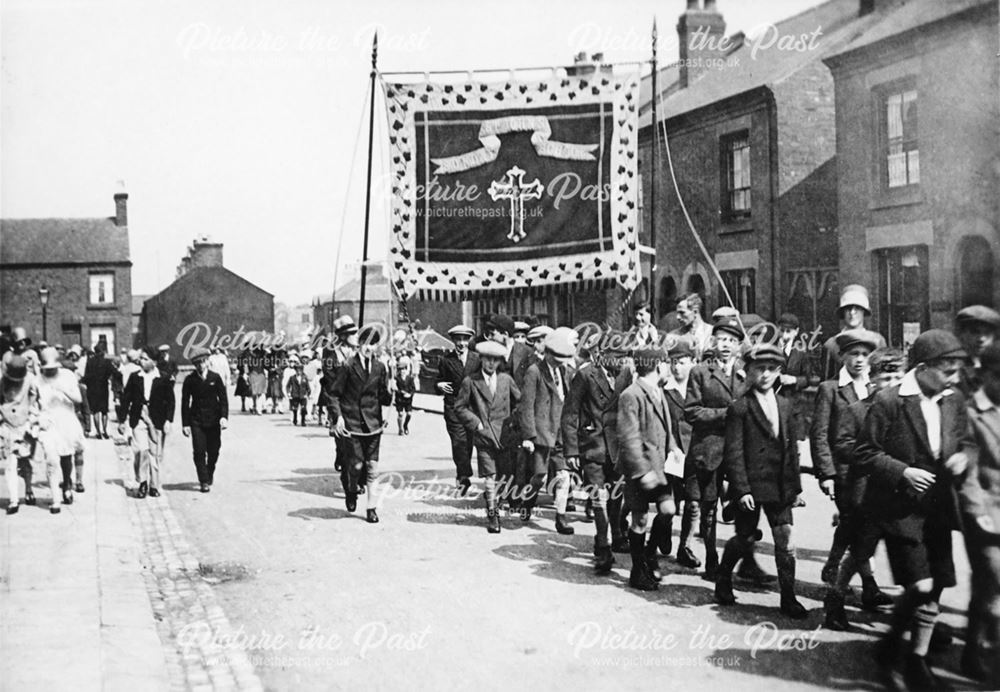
left=359, top=32, right=378, bottom=327
left=649, top=17, right=659, bottom=318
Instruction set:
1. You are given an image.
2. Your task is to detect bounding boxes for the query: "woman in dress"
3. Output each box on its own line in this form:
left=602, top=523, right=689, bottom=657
left=36, top=347, right=84, bottom=511
left=248, top=346, right=267, bottom=414
left=83, top=343, right=113, bottom=438
left=234, top=349, right=252, bottom=412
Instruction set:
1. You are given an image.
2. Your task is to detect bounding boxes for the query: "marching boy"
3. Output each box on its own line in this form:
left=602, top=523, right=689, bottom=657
left=454, top=341, right=521, bottom=533
left=715, top=343, right=808, bottom=619
left=285, top=361, right=311, bottom=427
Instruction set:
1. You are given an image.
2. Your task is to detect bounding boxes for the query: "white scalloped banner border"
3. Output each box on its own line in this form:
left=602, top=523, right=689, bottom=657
left=382, top=71, right=642, bottom=300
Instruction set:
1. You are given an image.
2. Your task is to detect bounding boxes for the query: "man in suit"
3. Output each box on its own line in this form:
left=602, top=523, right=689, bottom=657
left=519, top=328, right=576, bottom=534
left=855, top=329, right=973, bottom=690
left=119, top=347, right=174, bottom=498
left=616, top=347, right=682, bottom=591
left=181, top=347, right=229, bottom=493
left=454, top=340, right=521, bottom=533
left=954, top=304, right=1000, bottom=398
left=683, top=317, right=749, bottom=578
left=331, top=327, right=393, bottom=523
left=958, top=341, right=1000, bottom=684
left=811, top=329, right=881, bottom=585
left=436, top=325, right=480, bottom=495
left=715, top=343, right=809, bottom=618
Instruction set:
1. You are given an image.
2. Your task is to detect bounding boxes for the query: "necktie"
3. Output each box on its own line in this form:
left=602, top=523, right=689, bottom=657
left=553, top=367, right=564, bottom=401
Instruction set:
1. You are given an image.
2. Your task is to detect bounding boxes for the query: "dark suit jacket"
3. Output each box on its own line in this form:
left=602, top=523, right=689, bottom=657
left=518, top=361, right=570, bottom=448
left=684, top=362, right=747, bottom=472
left=723, top=391, right=801, bottom=504
left=810, top=379, right=864, bottom=481
left=821, top=331, right=887, bottom=381
left=961, top=391, right=1000, bottom=536
left=454, top=370, right=521, bottom=449
left=561, top=364, right=618, bottom=463
left=663, top=383, right=691, bottom=452
left=436, top=350, right=480, bottom=407
left=616, top=378, right=677, bottom=481
left=499, top=341, right=535, bottom=388
left=855, top=384, right=972, bottom=538
left=330, top=355, right=391, bottom=432
left=121, top=371, right=176, bottom=430
left=181, top=369, right=228, bottom=428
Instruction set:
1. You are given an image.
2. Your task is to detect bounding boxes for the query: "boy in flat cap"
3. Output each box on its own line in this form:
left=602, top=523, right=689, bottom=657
left=181, top=347, right=229, bottom=493
left=437, top=325, right=479, bottom=494
left=715, top=343, right=807, bottom=618
left=954, top=304, right=1000, bottom=397
left=855, top=329, right=973, bottom=690
left=518, top=328, right=577, bottom=534
left=330, top=326, right=393, bottom=523
left=616, top=347, right=682, bottom=591
left=455, top=340, right=521, bottom=533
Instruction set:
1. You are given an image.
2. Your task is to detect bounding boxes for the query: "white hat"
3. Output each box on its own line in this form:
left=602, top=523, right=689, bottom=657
left=839, top=284, right=871, bottom=314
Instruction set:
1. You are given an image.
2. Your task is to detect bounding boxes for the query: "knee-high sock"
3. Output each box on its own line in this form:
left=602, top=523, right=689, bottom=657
left=60, top=455, right=73, bottom=489
left=592, top=489, right=610, bottom=548
left=74, top=448, right=84, bottom=481
left=647, top=513, right=670, bottom=559
left=834, top=552, right=860, bottom=594
left=888, top=587, right=927, bottom=641
left=553, top=470, right=570, bottom=514
left=484, top=476, right=497, bottom=510
left=911, top=601, right=940, bottom=657
left=679, top=500, right=699, bottom=549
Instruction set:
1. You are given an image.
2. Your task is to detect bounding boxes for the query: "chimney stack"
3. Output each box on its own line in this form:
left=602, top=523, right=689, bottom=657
left=188, top=235, right=224, bottom=270
left=677, top=0, right=727, bottom=89
left=113, top=192, right=128, bottom=227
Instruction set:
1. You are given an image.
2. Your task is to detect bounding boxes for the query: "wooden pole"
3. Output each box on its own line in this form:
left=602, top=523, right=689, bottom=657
left=358, top=32, right=378, bottom=327
left=649, top=17, right=659, bottom=318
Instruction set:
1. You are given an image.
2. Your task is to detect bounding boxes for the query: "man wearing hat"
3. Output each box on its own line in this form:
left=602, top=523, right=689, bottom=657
left=512, top=321, right=530, bottom=344
left=811, top=329, right=886, bottom=591
left=285, top=358, right=311, bottom=427
left=562, top=339, right=632, bottom=571
left=518, top=328, right=577, bottom=534
left=1, top=354, right=45, bottom=514
left=660, top=338, right=696, bottom=565
left=320, top=316, right=359, bottom=477
left=526, top=325, right=554, bottom=363
left=454, top=339, right=521, bottom=533
left=855, top=329, right=973, bottom=689
left=181, top=346, right=229, bottom=493
left=775, top=312, right=816, bottom=409
left=330, top=326, right=393, bottom=523
left=821, top=285, right=886, bottom=381
left=157, top=344, right=179, bottom=382
left=954, top=304, right=1000, bottom=397
left=436, top=325, right=480, bottom=494
left=715, top=343, right=807, bottom=618
left=484, top=314, right=534, bottom=389
left=616, top=347, right=682, bottom=591
left=681, top=316, right=748, bottom=577
left=958, top=341, right=1000, bottom=684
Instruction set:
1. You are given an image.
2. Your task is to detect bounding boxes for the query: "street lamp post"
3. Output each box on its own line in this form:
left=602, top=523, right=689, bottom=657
left=39, top=286, right=49, bottom=342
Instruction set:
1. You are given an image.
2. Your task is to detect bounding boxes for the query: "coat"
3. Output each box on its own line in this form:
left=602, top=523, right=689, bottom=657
left=810, top=379, right=864, bottom=482
left=454, top=370, right=521, bottom=450
left=821, top=330, right=887, bottom=381
left=518, top=361, right=571, bottom=448
left=854, top=383, right=972, bottom=538
left=561, top=364, right=620, bottom=463
left=499, top=341, right=535, bottom=388
left=961, top=389, right=1000, bottom=536
left=285, top=374, right=310, bottom=400
left=330, top=355, right=392, bottom=433
left=723, top=390, right=801, bottom=504
left=663, top=381, right=692, bottom=452
left=616, top=378, right=678, bottom=481
left=181, top=369, right=229, bottom=428
left=684, top=362, right=747, bottom=472
left=436, top=350, right=480, bottom=408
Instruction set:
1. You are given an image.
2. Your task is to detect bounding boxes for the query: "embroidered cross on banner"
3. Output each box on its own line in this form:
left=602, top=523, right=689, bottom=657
left=488, top=166, right=543, bottom=243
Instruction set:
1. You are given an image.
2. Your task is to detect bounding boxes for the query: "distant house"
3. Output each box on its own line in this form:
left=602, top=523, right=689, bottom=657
left=0, top=192, right=132, bottom=353
left=139, top=236, right=274, bottom=363
left=824, top=0, right=999, bottom=346
left=274, top=301, right=315, bottom=345
left=131, top=294, right=150, bottom=347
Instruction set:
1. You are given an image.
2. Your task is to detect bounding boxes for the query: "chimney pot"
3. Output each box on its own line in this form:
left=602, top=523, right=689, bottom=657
left=113, top=192, right=128, bottom=227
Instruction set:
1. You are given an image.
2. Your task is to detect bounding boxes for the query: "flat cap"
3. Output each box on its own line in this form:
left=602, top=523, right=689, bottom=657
left=777, top=313, right=800, bottom=329
left=909, top=329, right=967, bottom=365
left=712, top=306, right=739, bottom=320
left=486, top=314, right=515, bottom=335
left=956, top=305, right=1000, bottom=329
left=475, top=340, right=507, bottom=359
left=835, top=328, right=880, bottom=354
left=189, top=346, right=212, bottom=362
left=158, top=343, right=171, bottom=351
left=668, top=338, right=695, bottom=360
left=743, top=342, right=786, bottom=366
left=544, top=329, right=576, bottom=359
left=526, top=325, right=554, bottom=341
left=447, top=325, right=475, bottom=339
left=712, top=317, right=743, bottom=341
left=513, top=321, right=530, bottom=334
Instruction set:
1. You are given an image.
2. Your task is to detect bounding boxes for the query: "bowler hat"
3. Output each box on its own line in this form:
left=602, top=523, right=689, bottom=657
left=447, top=325, right=475, bottom=339
left=486, top=314, right=515, bottom=335
left=835, top=329, right=879, bottom=355
left=839, top=285, right=871, bottom=314
left=475, top=341, right=507, bottom=359
left=956, top=305, right=1000, bottom=329
left=712, top=317, right=743, bottom=341
left=908, top=329, right=967, bottom=366
left=743, top=342, right=786, bottom=367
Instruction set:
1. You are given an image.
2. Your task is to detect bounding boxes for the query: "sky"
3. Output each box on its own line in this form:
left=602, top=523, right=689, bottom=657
left=1, top=0, right=826, bottom=307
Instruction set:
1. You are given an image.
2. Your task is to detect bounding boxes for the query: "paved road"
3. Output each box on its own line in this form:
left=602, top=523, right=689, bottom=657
left=151, top=395, right=979, bottom=691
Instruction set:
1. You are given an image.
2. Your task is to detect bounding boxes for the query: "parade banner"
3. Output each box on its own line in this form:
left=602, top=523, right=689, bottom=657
left=383, top=71, right=642, bottom=300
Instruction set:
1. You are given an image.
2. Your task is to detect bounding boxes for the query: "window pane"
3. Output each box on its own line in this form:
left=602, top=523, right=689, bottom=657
left=908, top=150, right=919, bottom=184
left=886, top=94, right=903, bottom=140
left=887, top=152, right=907, bottom=187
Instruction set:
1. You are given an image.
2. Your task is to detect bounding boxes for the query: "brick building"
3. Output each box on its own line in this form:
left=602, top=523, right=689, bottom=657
left=639, top=0, right=884, bottom=339
left=0, top=193, right=132, bottom=353
left=138, top=237, right=274, bottom=363
left=824, top=0, right=999, bottom=347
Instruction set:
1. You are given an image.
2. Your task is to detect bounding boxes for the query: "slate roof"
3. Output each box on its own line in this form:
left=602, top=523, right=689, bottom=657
left=0, top=217, right=130, bottom=265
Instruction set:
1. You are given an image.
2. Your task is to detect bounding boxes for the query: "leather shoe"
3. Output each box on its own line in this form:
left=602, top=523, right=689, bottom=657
left=645, top=555, right=662, bottom=583
left=346, top=493, right=357, bottom=512
left=594, top=547, right=614, bottom=574
left=555, top=514, right=575, bottom=535
left=62, top=487, right=74, bottom=505
left=24, top=491, right=36, bottom=505
left=149, top=488, right=161, bottom=498
left=629, top=566, right=658, bottom=591
left=486, top=509, right=501, bottom=534
left=715, top=575, right=737, bottom=605
left=137, top=481, right=148, bottom=499
left=904, top=653, right=948, bottom=691
left=820, top=560, right=839, bottom=585
left=779, top=593, right=808, bottom=619
left=50, top=505, right=61, bottom=514
left=6, top=505, right=18, bottom=515
left=366, top=509, right=379, bottom=524
left=738, top=559, right=777, bottom=584
left=823, top=592, right=850, bottom=631
left=676, top=546, right=701, bottom=569
left=861, top=587, right=894, bottom=611
left=199, top=483, right=209, bottom=493
left=458, top=478, right=471, bottom=497
left=75, top=482, right=85, bottom=493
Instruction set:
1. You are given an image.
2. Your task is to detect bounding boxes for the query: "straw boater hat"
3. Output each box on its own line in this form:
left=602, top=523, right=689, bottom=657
left=333, top=316, right=358, bottom=336
left=39, top=347, right=62, bottom=371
